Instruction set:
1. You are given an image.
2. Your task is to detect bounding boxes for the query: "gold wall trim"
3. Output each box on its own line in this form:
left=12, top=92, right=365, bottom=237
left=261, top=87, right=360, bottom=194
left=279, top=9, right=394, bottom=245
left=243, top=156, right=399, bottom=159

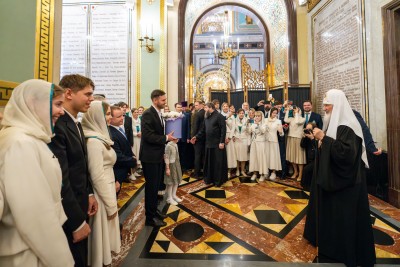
left=0, top=80, right=19, bottom=106
left=34, top=0, right=55, bottom=82
left=136, top=0, right=142, bottom=106
left=159, top=0, right=166, bottom=91
left=308, top=0, right=323, bottom=12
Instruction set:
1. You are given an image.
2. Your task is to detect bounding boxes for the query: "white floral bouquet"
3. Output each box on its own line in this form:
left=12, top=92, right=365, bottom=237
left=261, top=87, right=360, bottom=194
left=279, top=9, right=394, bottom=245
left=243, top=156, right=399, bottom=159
left=162, top=111, right=184, bottom=121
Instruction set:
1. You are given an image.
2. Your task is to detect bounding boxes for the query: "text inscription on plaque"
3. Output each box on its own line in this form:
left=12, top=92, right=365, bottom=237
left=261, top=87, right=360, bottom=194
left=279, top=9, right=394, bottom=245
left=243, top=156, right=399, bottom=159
left=312, top=0, right=366, bottom=116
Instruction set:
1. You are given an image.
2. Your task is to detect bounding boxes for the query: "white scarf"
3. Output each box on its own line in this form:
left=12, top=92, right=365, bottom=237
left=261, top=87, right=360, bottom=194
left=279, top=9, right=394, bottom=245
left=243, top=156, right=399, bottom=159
left=323, top=89, right=368, bottom=167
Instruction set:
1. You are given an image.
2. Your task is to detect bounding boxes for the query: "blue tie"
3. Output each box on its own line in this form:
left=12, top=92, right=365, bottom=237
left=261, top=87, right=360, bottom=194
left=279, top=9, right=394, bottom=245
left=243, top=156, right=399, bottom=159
left=305, top=113, right=309, bottom=125
left=118, top=127, right=127, bottom=139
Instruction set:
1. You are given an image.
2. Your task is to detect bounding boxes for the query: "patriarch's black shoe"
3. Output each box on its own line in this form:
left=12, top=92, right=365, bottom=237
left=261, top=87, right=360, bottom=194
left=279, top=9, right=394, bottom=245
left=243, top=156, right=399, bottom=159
left=156, top=210, right=167, bottom=219
left=145, top=217, right=167, bottom=227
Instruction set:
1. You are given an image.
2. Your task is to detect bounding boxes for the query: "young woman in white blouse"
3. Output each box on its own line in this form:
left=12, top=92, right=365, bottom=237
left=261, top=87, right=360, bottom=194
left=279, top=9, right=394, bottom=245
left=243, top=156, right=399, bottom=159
left=221, top=102, right=237, bottom=177
left=232, top=108, right=250, bottom=177
left=248, top=111, right=269, bottom=181
left=265, top=107, right=284, bottom=180
left=284, top=104, right=306, bottom=181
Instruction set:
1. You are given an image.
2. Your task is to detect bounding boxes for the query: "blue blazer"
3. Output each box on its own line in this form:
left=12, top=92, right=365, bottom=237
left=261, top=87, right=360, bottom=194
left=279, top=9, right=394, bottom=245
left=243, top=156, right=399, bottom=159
left=180, top=111, right=191, bottom=141
left=109, top=126, right=137, bottom=184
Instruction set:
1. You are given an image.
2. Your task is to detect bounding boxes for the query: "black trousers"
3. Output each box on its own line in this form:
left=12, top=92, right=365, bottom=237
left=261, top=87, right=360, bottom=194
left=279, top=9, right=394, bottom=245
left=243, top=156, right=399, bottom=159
left=278, top=136, right=287, bottom=177
left=63, top=226, right=87, bottom=267
left=193, top=141, right=205, bottom=176
left=142, top=162, right=164, bottom=221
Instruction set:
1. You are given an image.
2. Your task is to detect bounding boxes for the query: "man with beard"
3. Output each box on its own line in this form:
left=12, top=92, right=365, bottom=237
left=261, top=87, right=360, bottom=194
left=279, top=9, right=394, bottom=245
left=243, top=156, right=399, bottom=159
left=303, top=89, right=375, bottom=266
left=140, top=90, right=176, bottom=227
left=191, top=103, right=227, bottom=187
left=254, top=100, right=272, bottom=118
left=302, top=100, right=323, bottom=129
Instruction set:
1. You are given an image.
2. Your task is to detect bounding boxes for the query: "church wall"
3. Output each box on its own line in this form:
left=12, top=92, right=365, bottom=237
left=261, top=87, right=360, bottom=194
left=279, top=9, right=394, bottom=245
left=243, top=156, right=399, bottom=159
left=0, top=0, right=37, bottom=83
left=307, top=0, right=390, bottom=150
left=296, top=5, right=309, bottom=84
left=167, top=0, right=179, bottom=106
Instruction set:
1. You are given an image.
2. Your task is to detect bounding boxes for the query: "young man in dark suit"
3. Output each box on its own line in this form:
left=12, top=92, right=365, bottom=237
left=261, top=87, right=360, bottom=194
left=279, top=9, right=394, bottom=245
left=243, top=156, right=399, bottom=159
left=302, top=100, right=323, bottom=129
left=117, top=101, right=134, bottom=147
left=49, top=74, right=98, bottom=267
left=140, top=89, right=176, bottom=227
left=109, top=106, right=137, bottom=193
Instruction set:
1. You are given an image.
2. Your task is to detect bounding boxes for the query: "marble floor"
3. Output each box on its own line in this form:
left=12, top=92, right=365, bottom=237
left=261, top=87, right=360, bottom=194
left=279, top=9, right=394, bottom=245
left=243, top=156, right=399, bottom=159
left=114, top=172, right=400, bottom=266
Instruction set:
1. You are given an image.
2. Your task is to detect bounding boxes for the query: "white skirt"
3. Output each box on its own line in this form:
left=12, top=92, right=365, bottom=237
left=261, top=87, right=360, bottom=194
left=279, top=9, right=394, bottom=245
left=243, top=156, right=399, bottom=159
left=133, top=136, right=141, bottom=165
left=88, top=182, right=121, bottom=266
left=234, top=137, right=249, bottom=161
left=226, top=141, right=237, bottom=168
left=268, top=141, right=282, bottom=171
left=249, top=141, right=269, bottom=174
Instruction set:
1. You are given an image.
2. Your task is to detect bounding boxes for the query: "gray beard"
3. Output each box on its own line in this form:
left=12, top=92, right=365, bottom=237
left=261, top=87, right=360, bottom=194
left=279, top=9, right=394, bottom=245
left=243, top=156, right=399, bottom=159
left=322, top=113, right=331, bottom=132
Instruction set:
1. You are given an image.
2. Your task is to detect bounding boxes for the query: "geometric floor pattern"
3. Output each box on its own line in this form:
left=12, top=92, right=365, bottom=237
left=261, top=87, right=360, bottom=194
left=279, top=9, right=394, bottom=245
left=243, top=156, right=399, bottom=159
left=193, top=177, right=309, bottom=237
left=117, top=177, right=145, bottom=212
left=119, top=172, right=400, bottom=264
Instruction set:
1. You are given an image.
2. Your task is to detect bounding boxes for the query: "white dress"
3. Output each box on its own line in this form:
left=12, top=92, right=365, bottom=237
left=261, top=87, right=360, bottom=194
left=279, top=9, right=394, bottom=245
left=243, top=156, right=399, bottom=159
left=87, top=138, right=121, bottom=267
left=0, top=129, right=74, bottom=267
left=225, top=116, right=237, bottom=168
left=132, top=117, right=141, bottom=165
left=248, top=123, right=269, bottom=174
left=266, top=118, right=283, bottom=170
left=233, top=117, right=250, bottom=161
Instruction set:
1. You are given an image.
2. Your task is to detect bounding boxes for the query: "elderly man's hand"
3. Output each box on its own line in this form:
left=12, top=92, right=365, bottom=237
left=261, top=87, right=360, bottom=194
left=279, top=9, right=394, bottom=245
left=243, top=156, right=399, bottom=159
left=313, top=128, right=325, bottom=141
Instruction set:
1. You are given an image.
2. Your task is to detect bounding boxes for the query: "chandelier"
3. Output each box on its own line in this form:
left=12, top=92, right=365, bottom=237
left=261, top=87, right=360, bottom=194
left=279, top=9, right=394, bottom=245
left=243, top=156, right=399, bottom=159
left=213, top=11, right=239, bottom=60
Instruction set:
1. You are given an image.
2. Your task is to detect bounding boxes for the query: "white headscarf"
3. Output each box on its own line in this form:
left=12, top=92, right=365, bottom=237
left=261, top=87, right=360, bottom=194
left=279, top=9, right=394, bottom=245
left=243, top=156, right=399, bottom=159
left=323, top=89, right=368, bottom=167
left=81, top=101, right=114, bottom=146
left=0, top=79, right=55, bottom=143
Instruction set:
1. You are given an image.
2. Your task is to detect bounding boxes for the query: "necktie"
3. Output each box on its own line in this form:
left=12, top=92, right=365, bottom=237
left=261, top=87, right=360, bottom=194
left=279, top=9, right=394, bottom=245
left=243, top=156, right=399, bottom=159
left=118, top=127, right=127, bottom=139
left=76, top=122, right=85, bottom=145
left=305, top=113, right=309, bottom=125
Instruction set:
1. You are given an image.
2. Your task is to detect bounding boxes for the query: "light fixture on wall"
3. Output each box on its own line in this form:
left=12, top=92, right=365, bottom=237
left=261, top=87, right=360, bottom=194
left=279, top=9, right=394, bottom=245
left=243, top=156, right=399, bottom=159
left=139, top=23, right=155, bottom=53
left=147, top=0, right=155, bottom=5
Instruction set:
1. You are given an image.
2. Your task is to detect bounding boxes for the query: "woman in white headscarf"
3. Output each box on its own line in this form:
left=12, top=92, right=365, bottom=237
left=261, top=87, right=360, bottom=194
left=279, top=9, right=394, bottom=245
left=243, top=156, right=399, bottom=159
left=0, top=79, right=74, bottom=267
left=81, top=101, right=121, bottom=267
left=248, top=111, right=269, bottom=181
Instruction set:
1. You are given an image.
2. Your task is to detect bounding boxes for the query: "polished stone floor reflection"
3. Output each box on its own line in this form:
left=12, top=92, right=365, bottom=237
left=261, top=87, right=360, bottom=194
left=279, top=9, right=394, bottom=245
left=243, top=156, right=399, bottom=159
left=115, top=172, right=400, bottom=266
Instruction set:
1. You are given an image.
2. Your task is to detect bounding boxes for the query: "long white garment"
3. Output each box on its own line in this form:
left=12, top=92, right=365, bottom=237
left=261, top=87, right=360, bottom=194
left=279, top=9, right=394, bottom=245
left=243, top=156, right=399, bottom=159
left=248, top=123, right=269, bottom=174
left=233, top=117, right=250, bottom=161
left=225, top=116, right=237, bottom=168
left=265, top=118, right=283, bottom=170
left=82, top=101, right=121, bottom=266
left=132, top=117, right=141, bottom=165
left=0, top=79, right=74, bottom=267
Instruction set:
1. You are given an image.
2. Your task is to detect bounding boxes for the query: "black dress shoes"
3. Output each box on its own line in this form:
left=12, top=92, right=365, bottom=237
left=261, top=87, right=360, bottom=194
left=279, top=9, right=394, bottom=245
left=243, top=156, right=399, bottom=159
left=156, top=210, right=167, bottom=219
left=145, top=217, right=167, bottom=227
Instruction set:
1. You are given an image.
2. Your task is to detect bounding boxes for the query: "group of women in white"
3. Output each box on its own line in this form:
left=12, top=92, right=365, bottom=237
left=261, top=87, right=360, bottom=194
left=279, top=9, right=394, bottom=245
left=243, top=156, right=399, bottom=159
left=221, top=101, right=307, bottom=182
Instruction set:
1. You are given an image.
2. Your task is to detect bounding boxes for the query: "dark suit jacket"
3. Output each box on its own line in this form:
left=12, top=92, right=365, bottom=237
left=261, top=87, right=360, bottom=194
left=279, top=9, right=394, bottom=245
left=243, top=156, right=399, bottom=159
left=302, top=111, right=323, bottom=129
left=196, top=111, right=226, bottom=148
left=139, top=106, right=166, bottom=163
left=123, top=116, right=134, bottom=147
left=180, top=111, right=191, bottom=142
left=109, top=126, right=137, bottom=184
left=353, top=109, right=377, bottom=154
left=49, top=113, right=92, bottom=233
left=192, top=109, right=205, bottom=140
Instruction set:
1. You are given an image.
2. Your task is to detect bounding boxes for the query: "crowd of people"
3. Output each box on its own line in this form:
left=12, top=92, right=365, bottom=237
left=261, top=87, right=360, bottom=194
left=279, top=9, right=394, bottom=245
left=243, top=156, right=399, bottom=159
left=0, top=74, right=382, bottom=267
